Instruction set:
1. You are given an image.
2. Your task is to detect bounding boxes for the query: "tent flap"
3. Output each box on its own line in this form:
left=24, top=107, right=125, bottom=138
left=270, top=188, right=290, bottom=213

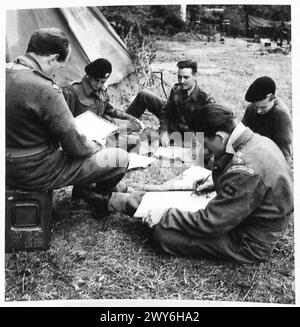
left=6, top=7, right=135, bottom=86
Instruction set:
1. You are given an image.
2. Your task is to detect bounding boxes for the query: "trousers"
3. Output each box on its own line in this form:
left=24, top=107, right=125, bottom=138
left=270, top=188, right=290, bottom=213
left=126, top=89, right=165, bottom=119
left=152, top=225, right=257, bottom=263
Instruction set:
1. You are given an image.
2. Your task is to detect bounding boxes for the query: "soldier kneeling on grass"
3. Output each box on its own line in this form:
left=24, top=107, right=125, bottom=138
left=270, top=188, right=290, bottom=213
left=144, top=103, right=293, bottom=263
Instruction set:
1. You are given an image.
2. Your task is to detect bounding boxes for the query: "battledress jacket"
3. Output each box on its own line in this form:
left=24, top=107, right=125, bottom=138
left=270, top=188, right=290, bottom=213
left=157, top=124, right=293, bottom=262
left=63, top=76, right=137, bottom=124
left=6, top=55, right=99, bottom=191
left=242, top=98, right=292, bottom=163
left=159, top=82, right=215, bottom=133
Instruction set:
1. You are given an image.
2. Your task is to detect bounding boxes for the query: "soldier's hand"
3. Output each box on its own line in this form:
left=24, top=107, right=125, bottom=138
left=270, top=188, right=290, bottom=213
left=93, top=138, right=107, bottom=149
left=160, top=132, right=170, bottom=147
left=142, top=208, right=166, bottom=228
left=134, top=118, right=146, bottom=131
left=192, top=175, right=214, bottom=194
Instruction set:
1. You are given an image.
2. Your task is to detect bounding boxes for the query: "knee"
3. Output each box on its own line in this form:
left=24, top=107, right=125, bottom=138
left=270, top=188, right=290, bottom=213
left=114, top=148, right=129, bottom=169
left=138, top=89, right=154, bottom=101
left=96, top=147, right=129, bottom=171
left=152, top=224, right=170, bottom=253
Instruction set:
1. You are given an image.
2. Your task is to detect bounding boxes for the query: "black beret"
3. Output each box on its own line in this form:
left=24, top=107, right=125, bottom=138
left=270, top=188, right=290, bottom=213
left=187, top=103, right=234, bottom=136
left=245, top=76, right=276, bottom=102
left=85, top=58, right=112, bottom=78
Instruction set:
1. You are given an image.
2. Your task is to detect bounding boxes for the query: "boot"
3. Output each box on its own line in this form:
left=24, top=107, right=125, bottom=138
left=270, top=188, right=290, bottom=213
left=72, top=185, right=93, bottom=201
left=72, top=185, right=141, bottom=217
left=95, top=181, right=128, bottom=195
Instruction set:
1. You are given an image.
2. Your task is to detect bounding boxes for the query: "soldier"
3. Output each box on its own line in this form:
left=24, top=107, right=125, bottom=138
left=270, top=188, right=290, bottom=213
left=63, top=58, right=143, bottom=152
left=242, top=76, right=292, bottom=164
left=126, top=59, right=215, bottom=147
left=6, top=28, right=140, bottom=218
left=144, top=104, right=293, bottom=263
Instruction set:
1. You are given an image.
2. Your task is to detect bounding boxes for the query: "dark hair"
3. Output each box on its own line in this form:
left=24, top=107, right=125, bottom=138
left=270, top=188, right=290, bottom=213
left=177, top=60, right=198, bottom=74
left=187, top=103, right=236, bottom=137
left=26, top=28, right=70, bottom=62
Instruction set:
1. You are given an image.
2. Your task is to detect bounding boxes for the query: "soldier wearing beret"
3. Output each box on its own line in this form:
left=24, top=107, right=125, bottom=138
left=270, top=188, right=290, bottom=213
left=63, top=58, right=143, bottom=152
left=242, top=76, right=292, bottom=164
left=144, top=104, right=293, bottom=263
left=6, top=28, right=140, bottom=217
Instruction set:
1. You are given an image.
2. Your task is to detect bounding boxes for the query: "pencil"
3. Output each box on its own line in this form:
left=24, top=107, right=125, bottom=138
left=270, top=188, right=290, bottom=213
left=190, top=173, right=211, bottom=196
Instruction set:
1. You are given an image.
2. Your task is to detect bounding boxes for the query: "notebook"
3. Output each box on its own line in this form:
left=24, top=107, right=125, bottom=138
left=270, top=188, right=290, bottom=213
left=75, top=110, right=119, bottom=144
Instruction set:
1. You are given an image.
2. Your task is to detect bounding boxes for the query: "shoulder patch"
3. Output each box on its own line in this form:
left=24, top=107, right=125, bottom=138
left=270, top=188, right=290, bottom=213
left=226, top=165, right=254, bottom=175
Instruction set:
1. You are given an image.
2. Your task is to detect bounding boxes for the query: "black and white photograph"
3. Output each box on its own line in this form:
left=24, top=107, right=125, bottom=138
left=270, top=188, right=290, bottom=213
left=2, top=0, right=298, bottom=309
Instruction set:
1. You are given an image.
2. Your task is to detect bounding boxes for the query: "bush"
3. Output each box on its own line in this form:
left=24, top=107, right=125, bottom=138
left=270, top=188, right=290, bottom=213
left=124, top=22, right=157, bottom=89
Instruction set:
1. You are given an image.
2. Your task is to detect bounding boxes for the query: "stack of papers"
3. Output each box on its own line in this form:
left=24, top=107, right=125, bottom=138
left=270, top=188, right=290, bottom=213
left=128, top=153, right=157, bottom=170
left=134, top=191, right=216, bottom=220
left=154, top=146, right=193, bottom=163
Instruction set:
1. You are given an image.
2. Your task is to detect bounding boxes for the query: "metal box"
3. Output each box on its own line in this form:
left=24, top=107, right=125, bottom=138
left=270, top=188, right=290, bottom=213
left=5, top=188, right=53, bottom=252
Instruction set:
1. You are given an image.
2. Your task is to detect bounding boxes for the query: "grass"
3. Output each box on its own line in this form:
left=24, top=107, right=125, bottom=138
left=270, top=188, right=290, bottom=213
left=5, top=36, right=294, bottom=304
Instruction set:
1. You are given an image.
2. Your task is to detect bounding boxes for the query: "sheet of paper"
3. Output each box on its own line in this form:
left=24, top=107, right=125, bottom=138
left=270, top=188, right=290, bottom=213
left=154, top=146, right=193, bottom=163
left=75, top=110, right=119, bottom=143
left=139, top=139, right=160, bottom=156
left=134, top=191, right=216, bottom=219
left=128, top=153, right=157, bottom=170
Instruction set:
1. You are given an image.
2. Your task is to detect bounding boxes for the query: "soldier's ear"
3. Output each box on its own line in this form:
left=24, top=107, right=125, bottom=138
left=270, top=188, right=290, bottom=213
left=216, top=131, right=229, bottom=144
left=48, top=54, right=59, bottom=63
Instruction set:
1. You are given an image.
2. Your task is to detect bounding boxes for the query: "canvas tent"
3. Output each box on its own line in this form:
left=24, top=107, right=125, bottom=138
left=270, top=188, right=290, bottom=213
left=6, top=6, right=136, bottom=90
left=247, top=14, right=291, bottom=41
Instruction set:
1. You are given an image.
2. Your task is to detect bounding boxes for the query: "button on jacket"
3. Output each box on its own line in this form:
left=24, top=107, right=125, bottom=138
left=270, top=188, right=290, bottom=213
left=159, top=82, right=215, bottom=133
left=242, top=98, right=292, bottom=163
left=155, top=124, right=293, bottom=263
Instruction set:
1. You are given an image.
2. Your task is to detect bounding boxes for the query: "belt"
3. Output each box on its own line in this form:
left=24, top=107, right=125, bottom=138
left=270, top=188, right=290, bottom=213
left=6, top=145, right=49, bottom=158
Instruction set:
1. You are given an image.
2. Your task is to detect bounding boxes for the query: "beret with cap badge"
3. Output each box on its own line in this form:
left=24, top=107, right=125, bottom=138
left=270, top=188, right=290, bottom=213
left=245, top=76, right=276, bottom=102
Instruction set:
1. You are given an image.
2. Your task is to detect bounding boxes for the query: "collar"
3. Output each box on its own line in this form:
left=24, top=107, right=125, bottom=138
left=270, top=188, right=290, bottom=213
left=81, top=75, right=97, bottom=97
left=14, top=54, right=55, bottom=83
left=81, top=75, right=104, bottom=98
left=225, top=122, right=253, bottom=154
left=190, top=81, right=201, bottom=101
left=15, top=54, right=42, bottom=71
left=187, top=81, right=197, bottom=96
left=24, top=53, right=44, bottom=71
left=175, top=81, right=200, bottom=100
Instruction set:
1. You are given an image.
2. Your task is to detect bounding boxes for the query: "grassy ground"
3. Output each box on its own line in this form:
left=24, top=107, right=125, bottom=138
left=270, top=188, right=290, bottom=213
left=5, top=36, right=294, bottom=304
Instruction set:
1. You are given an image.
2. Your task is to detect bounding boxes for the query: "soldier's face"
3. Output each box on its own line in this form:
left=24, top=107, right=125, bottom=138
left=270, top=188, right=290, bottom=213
left=88, top=76, right=108, bottom=91
left=204, top=134, right=226, bottom=158
left=177, top=68, right=196, bottom=91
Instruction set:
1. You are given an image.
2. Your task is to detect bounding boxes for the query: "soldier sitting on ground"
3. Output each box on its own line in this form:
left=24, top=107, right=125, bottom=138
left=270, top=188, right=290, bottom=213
left=144, top=103, right=293, bottom=263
